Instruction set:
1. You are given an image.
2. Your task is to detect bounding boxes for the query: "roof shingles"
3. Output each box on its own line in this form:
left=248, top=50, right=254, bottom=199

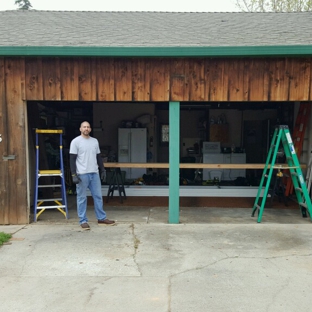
left=0, top=10, right=311, bottom=48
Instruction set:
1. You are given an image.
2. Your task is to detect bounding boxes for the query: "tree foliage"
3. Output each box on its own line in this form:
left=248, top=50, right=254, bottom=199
left=15, top=0, right=32, bottom=10
left=236, top=0, right=312, bottom=12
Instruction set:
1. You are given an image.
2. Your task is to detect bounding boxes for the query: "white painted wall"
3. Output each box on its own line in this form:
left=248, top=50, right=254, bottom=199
left=92, top=103, right=302, bottom=168
left=93, top=102, right=156, bottom=162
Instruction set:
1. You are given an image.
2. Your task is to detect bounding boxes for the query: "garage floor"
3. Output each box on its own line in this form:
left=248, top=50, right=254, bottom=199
left=96, top=195, right=298, bottom=209
left=31, top=194, right=310, bottom=225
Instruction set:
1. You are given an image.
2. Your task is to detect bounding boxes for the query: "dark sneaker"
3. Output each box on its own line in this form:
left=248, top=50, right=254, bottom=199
left=80, top=222, right=90, bottom=230
left=98, top=219, right=116, bottom=226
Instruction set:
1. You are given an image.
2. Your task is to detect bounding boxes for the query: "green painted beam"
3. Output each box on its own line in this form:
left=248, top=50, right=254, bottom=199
left=169, top=101, right=180, bottom=224
left=1, top=45, right=312, bottom=57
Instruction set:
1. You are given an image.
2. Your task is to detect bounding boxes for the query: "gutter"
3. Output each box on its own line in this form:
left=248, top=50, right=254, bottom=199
left=0, top=45, right=312, bottom=57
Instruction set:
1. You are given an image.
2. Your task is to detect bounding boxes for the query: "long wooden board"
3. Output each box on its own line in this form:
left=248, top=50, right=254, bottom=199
left=104, top=162, right=306, bottom=169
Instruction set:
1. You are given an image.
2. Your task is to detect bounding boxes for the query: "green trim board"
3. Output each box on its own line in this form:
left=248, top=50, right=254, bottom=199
left=1, top=46, right=312, bottom=57
left=169, top=102, right=180, bottom=224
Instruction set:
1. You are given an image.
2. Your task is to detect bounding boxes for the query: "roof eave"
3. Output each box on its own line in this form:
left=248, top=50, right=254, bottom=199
left=0, top=46, right=312, bottom=57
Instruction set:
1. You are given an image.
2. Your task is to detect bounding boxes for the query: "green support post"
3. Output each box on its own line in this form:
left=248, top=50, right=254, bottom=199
left=169, top=101, right=180, bottom=224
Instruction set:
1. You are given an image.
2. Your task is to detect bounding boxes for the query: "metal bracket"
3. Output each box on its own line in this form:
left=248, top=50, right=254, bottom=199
left=2, top=155, right=16, bottom=161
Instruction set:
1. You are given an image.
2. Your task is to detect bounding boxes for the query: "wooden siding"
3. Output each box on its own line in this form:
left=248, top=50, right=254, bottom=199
left=0, top=57, right=8, bottom=224
left=0, top=58, right=28, bottom=224
left=1, top=55, right=312, bottom=225
left=13, top=56, right=311, bottom=102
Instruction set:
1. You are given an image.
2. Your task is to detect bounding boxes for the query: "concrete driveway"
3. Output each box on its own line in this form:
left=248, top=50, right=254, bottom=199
left=1, top=205, right=312, bottom=312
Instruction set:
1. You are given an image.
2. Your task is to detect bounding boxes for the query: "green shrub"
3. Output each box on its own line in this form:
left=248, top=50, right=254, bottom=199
left=0, top=232, right=12, bottom=246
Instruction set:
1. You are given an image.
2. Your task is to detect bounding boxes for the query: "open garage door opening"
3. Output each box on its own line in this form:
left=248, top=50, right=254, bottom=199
left=26, top=100, right=301, bottom=208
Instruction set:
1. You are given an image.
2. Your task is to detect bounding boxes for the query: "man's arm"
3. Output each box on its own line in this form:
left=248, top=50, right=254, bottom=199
left=70, top=153, right=78, bottom=174
left=96, top=153, right=105, bottom=172
left=70, top=153, right=80, bottom=184
left=96, top=153, right=105, bottom=182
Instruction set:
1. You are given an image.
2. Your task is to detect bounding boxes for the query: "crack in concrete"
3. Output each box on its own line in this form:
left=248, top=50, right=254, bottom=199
left=129, top=223, right=142, bottom=276
left=167, top=252, right=312, bottom=283
left=11, top=225, right=28, bottom=235
left=19, top=231, right=46, bottom=276
left=165, top=240, right=312, bottom=312
left=261, top=275, right=294, bottom=312
left=170, top=256, right=231, bottom=279
left=85, top=286, right=97, bottom=305
left=146, top=208, right=152, bottom=224
left=167, top=279, right=172, bottom=312
left=166, top=255, right=231, bottom=312
left=84, top=278, right=114, bottom=306
left=237, top=253, right=312, bottom=260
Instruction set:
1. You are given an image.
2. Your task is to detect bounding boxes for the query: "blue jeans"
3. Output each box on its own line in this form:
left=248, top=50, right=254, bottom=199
left=76, top=173, right=106, bottom=224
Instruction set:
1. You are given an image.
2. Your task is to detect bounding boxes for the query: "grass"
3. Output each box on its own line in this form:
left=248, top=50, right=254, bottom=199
left=0, top=232, right=12, bottom=246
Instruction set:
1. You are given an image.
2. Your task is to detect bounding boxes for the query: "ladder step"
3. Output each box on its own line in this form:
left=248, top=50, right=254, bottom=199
left=38, top=184, right=62, bottom=188
left=38, top=174, right=63, bottom=177
left=252, top=124, right=312, bottom=223
left=299, top=202, right=307, bottom=209
left=34, top=129, right=68, bottom=222
left=37, top=198, right=63, bottom=202
left=39, top=170, right=62, bottom=174
left=36, top=129, right=63, bottom=134
left=36, top=205, right=66, bottom=209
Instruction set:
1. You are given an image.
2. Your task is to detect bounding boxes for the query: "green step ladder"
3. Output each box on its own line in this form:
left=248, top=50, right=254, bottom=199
left=252, top=125, right=312, bottom=223
left=34, top=129, right=68, bottom=221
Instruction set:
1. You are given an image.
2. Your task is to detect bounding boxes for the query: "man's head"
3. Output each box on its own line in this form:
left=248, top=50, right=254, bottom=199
left=80, top=121, right=91, bottom=137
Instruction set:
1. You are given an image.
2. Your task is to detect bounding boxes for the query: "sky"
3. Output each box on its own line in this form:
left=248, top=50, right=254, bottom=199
left=0, top=0, right=240, bottom=12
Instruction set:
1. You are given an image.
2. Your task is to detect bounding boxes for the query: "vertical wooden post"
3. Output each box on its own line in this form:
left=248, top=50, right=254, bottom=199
left=4, top=58, right=28, bottom=224
left=0, top=57, right=9, bottom=224
left=169, top=101, right=180, bottom=224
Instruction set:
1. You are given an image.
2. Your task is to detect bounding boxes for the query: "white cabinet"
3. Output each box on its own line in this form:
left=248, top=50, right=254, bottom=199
left=203, top=153, right=246, bottom=181
left=222, top=154, right=231, bottom=181
left=230, top=153, right=246, bottom=180
left=203, top=154, right=223, bottom=180
left=118, top=128, right=147, bottom=180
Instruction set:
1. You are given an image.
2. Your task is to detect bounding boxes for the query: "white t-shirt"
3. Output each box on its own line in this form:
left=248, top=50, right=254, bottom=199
left=69, top=136, right=100, bottom=174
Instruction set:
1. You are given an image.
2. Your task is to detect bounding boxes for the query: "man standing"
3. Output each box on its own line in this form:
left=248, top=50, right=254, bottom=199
left=70, top=121, right=115, bottom=230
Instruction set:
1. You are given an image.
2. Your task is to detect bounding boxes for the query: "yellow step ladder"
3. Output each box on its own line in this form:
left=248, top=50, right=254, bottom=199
left=34, top=129, right=68, bottom=221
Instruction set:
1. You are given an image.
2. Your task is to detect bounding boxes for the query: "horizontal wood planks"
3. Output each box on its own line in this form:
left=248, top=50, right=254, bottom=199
left=8, top=56, right=312, bottom=102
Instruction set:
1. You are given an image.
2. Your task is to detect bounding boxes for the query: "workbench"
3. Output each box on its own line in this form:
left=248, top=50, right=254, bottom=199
left=104, top=162, right=300, bottom=170
left=87, top=162, right=305, bottom=198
